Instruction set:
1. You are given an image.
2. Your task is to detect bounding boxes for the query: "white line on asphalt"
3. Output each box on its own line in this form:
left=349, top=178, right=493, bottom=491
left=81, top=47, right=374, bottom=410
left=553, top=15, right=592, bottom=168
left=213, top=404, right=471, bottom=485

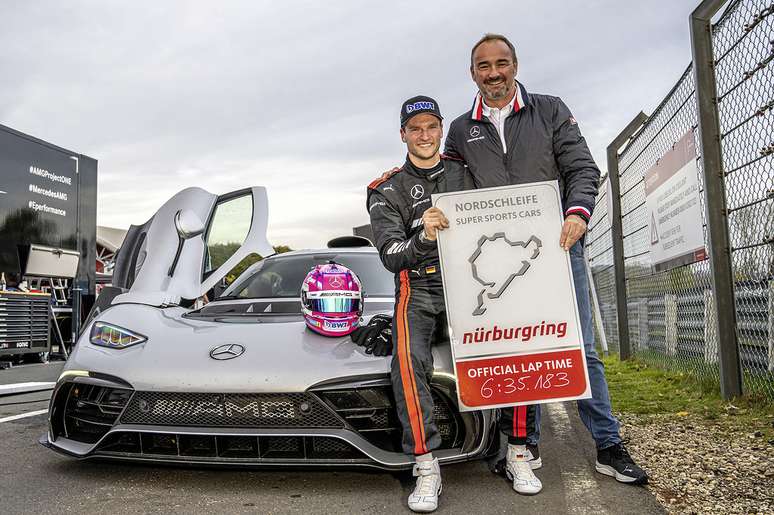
left=0, top=382, right=55, bottom=396
left=546, top=402, right=610, bottom=515
left=0, top=409, right=48, bottom=423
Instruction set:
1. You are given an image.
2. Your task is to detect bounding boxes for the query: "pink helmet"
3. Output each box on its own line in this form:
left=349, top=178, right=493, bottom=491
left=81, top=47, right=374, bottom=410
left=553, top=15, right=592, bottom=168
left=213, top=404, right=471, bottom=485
left=301, top=262, right=363, bottom=337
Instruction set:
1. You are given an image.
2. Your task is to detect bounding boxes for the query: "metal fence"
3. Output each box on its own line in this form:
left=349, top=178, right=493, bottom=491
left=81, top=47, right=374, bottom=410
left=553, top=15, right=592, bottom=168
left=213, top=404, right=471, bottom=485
left=587, top=0, right=774, bottom=400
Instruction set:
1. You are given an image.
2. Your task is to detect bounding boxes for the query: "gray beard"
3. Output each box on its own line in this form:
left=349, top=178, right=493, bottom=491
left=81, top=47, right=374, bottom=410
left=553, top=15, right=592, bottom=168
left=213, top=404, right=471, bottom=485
left=483, top=81, right=514, bottom=102
left=487, top=88, right=508, bottom=100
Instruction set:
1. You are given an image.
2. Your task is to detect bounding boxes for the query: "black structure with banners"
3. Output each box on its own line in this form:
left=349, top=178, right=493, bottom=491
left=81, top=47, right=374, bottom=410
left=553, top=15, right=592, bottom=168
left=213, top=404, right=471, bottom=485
left=0, top=123, right=97, bottom=358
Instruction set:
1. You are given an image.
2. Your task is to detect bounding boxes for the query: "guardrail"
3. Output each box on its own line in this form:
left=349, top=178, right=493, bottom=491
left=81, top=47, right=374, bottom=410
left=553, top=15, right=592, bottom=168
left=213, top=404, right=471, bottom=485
left=621, top=286, right=772, bottom=370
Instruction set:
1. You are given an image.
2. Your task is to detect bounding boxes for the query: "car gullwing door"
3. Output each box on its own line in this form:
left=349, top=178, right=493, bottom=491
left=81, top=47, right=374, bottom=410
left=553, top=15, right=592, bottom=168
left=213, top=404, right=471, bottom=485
left=113, top=186, right=273, bottom=307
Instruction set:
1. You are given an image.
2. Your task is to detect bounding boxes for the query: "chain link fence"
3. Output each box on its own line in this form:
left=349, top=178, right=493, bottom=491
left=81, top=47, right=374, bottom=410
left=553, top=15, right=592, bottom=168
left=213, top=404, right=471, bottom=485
left=588, top=178, right=619, bottom=354
left=587, top=0, right=773, bottom=400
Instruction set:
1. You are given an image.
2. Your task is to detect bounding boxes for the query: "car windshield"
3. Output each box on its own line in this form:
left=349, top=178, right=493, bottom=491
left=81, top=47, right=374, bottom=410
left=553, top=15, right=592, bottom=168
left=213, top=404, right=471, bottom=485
left=226, top=252, right=394, bottom=299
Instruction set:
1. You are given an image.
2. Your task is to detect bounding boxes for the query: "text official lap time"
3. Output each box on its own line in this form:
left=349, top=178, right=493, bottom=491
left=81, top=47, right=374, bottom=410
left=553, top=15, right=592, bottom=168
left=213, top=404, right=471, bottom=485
left=434, top=181, right=591, bottom=411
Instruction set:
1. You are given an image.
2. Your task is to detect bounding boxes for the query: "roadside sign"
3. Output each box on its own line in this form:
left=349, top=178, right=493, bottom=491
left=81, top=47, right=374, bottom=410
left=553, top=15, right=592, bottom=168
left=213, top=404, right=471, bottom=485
left=434, top=181, right=591, bottom=411
left=644, top=130, right=706, bottom=271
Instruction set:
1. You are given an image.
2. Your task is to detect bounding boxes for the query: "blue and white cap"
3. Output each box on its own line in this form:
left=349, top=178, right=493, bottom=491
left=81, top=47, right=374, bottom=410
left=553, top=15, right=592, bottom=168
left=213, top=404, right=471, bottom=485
left=400, top=95, right=443, bottom=127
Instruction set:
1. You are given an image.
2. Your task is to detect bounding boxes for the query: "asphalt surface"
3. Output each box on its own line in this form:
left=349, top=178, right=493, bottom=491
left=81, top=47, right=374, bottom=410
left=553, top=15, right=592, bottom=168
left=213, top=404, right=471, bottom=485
left=0, top=363, right=664, bottom=514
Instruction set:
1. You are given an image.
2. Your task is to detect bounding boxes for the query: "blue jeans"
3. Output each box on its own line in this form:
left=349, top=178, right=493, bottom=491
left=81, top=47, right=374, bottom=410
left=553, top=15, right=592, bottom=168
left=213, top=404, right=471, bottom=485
left=527, top=241, right=622, bottom=450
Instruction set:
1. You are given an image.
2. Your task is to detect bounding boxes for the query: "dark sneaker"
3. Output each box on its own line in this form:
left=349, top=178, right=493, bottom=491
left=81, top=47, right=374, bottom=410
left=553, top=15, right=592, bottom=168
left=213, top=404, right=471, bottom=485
left=491, top=444, right=542, bottom=476
left=595, top=443, right=648, bottom=485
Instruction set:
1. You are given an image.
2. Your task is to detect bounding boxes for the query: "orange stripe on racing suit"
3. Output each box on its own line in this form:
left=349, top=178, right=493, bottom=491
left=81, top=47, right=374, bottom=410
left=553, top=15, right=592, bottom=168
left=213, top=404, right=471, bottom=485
left=397, top=270, right=427, bottom=455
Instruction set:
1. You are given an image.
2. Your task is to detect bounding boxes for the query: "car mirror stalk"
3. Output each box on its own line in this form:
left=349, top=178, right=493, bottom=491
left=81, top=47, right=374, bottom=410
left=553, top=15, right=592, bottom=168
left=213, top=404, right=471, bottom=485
left=168, top=209, right=205, bottom=277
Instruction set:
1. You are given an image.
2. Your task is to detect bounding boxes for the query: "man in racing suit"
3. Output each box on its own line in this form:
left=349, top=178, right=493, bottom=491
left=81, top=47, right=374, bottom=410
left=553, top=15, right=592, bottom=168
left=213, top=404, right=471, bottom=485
left=367, top=96, right=471, bottom=512
left=444, top=33, right=648, bottom=486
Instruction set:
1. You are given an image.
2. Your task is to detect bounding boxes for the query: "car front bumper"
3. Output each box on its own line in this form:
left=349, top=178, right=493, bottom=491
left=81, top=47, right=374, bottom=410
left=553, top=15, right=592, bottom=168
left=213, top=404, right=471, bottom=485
left=41, top=372, right=497, bottom=470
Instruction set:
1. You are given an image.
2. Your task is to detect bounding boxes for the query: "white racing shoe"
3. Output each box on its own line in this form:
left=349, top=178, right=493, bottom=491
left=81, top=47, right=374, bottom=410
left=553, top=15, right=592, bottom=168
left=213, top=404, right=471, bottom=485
left=506, top=444, right=543, bottom=495
left=526, top=444, right=542, bottom=470
left=408, top=457, right=442, bottom=513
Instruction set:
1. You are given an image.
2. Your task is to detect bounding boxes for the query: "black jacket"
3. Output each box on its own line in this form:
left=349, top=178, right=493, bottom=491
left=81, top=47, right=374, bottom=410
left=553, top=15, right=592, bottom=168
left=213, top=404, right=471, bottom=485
left=367, top=156, right=472, bottom=281
left=444, top=83, right=600, bottom=222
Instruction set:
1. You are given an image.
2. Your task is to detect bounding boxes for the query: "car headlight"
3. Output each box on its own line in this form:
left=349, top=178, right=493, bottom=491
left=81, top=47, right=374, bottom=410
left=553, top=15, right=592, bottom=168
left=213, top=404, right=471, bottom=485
left=90, top=322, right=147, bottom=349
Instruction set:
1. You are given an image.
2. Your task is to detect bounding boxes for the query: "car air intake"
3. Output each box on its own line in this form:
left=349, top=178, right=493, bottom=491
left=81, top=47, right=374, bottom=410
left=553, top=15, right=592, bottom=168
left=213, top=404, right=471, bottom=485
left=57, top=383, right=132, bottom=443
left=120, top=392, right=344, bottom=428
left=96, top=432, right=365, bottom=460
left=318, top=386, right=463, bottom=451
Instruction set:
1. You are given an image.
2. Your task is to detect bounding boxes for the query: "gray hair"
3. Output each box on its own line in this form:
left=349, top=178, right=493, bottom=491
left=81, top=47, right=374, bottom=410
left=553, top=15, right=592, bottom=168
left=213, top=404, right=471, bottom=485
left=470, top=33, right=518, bottom=68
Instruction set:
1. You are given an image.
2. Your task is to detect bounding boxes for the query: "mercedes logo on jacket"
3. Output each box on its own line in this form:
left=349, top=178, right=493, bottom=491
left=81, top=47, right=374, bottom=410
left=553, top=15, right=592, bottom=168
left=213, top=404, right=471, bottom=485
left=410, top=184, right=425, bottom=199
left=209, top=343, right=246, bottom=360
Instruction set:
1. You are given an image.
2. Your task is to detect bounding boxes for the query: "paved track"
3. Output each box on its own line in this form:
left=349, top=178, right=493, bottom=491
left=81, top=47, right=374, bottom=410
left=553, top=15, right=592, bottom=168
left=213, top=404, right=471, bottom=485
left=0, top=363, right=664, bottom=514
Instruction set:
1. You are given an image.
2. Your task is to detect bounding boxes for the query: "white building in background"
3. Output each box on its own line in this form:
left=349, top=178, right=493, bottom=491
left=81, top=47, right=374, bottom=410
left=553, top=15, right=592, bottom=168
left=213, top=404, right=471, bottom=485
left=96, top=226, right=127, bottom=275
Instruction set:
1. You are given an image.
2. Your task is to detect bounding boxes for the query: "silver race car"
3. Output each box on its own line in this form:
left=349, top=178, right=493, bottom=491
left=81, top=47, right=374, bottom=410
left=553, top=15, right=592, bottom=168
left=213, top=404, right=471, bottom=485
left=41, top=186, right=496, bottom=469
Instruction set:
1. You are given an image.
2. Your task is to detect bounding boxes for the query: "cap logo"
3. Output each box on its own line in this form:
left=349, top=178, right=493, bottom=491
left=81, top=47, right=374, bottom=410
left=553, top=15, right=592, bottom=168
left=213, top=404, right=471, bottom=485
left=406, top=101, right=435, bottom=114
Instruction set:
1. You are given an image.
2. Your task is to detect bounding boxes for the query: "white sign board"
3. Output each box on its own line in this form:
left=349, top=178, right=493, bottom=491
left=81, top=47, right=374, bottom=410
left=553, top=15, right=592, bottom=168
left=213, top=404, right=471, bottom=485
left=434, top=181, right=591, bottom=411
left=644, top=131, right=706, bottom=271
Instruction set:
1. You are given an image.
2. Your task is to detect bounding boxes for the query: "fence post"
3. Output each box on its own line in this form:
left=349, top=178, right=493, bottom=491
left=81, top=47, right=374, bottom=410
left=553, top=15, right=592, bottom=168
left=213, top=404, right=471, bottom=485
left=627, top=301, right=638, bottom=352
left=690, top=0, right=742, bottom=399
left=704, top=289, right=718, bottom=363
left=606, top=112, right=648, bottom=360
left=665, top=294, right=678, bottom=356
left=639, top=299, right=649, bottom=350
left=585, top=254, right=609, bottom=356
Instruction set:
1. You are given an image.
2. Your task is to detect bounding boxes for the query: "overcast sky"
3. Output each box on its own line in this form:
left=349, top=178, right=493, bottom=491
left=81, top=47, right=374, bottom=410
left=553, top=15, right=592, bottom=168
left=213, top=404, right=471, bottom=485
left=1, top=0, right=700, bottom=249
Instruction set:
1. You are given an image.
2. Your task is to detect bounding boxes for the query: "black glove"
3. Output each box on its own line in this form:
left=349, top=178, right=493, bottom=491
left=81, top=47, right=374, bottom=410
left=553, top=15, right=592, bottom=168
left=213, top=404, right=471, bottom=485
left=350, top=315, right=391, bottom=345
left=350, top=314, right=393, bottom=356
left=367, top=327, right=392, bottom=356
left=350, top=324, right=377, bottom=347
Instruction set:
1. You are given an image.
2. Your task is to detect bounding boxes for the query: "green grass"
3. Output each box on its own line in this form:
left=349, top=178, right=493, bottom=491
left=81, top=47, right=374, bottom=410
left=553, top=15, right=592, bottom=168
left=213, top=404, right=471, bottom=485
left=603, top=355, right=774, bottom=439
left=632, top=348, right=774, bottom=403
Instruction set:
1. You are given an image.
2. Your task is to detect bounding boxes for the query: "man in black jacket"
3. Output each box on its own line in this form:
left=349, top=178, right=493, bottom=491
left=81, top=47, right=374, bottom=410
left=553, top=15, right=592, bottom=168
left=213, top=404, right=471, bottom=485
left=444, top=33, right=648, bottom=487
left=367, top=96, right=471, bottom=512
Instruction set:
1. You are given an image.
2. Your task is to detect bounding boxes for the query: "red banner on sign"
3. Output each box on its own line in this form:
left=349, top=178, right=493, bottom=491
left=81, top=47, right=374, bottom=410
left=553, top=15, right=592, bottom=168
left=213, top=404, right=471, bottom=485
left=455, top=349, right=588, bottom=407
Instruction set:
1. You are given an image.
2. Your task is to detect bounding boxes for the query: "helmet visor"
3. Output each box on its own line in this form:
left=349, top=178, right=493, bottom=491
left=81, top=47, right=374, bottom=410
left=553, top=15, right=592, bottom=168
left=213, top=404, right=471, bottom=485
left=307, top=297, right=360, bottom=313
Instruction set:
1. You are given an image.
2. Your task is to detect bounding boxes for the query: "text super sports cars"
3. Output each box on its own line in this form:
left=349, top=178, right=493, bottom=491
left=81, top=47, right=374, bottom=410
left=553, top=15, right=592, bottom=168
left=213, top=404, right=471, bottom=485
left=41, top=186, right=497, bottom=469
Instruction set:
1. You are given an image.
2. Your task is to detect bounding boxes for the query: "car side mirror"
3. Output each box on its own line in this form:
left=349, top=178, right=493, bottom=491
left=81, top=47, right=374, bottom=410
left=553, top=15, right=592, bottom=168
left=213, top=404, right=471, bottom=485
left=174, top=209, right=205, bottom=240
left=169, top=209, right=205, bottom=276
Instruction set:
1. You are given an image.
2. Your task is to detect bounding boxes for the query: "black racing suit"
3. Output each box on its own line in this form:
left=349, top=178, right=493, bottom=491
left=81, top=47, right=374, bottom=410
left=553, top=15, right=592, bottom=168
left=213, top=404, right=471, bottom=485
left=367, top=156, right=471, bottom=455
